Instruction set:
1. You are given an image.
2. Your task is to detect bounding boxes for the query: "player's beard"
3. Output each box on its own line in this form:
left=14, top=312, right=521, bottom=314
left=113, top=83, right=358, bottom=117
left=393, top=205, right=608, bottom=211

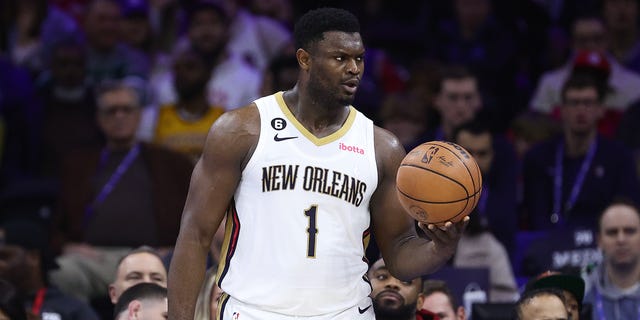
left=307, top=72, right=354, bottom=108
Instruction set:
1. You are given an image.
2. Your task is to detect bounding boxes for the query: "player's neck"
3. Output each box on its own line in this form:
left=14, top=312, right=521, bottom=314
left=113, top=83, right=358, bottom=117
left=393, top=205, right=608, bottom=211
left=563, top=129, right=596, bottom=157
left=283, top=87, right=350, bottom=137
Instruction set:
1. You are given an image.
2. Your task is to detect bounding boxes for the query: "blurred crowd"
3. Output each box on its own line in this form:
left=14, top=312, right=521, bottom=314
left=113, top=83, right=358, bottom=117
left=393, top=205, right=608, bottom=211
left=2, top=0, right=640, bottom=319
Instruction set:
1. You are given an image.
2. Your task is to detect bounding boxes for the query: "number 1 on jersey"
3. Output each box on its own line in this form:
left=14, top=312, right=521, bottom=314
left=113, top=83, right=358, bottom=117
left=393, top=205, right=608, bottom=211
left=304, top=205, right=318, bottom=258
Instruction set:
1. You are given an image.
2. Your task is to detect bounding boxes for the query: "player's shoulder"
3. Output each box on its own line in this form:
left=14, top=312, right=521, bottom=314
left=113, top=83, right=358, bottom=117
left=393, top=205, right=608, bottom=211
left=210, top=102, right=260, bottom=136
left=373, top=125, right=406, bottom=166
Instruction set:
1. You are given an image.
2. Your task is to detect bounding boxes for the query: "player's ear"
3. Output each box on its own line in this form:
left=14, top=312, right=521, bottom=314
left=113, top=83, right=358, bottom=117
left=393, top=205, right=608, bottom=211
left=297, top=48, right=311, bottom=71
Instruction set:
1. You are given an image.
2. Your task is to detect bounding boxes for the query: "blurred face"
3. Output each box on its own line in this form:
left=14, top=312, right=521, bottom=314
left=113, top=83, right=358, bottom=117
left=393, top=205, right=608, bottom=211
left=383, top=118, right=425, bottom=148
left=435, top=78, right=481, bottom=130
left=305, top=31, right=365, bottom=107
left=572, top=18, right=608, bottom=54
left=518, top=294, right=568, bottom=320
left=97, top=88, right=141, bottom=145
left=173, top=51, right=210, bottom=100
left=418, top=292, right=461, bottom=320
left=109, top=252, right=167, bottom=304
left=603, top=0, right=638, bottom=32
left=560, top=87, right=604, bottom=137
left=51, top=46, right=86, bottom=88
left=455, top=130, right=493, bottom=175
left=85, top=0, right=122, bottom=51
left=455, top=0, right=490, bottom=30
left=188, top=9, right=229, bottom=56
left=120, top=16, right=151, bottom=50
left=598, top=204, right=640, bottom=271
left=368, top=259, right=422, bottom=319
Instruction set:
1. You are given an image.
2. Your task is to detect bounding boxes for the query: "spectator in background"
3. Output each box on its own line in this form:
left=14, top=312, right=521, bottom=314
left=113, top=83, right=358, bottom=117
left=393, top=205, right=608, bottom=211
left=83, top=0, right=149, bottom=92
left=119, top=0, right=154, bottom=56
left=368, top=257, right=437, bottom=320
left=0, top=56, right=42, bottom=188
left=601, top=0, right=640, bottom=73
left=0, top=0, right=79, bottom=76
left=0, top=279, right=27, bottom=320
left=193, top=267, right=223, bottom=320
left=583, top=199, right=640, bottom=320
left=50, top=82, right=192, bottom=302
left=509, top=111, right=561, bottom=160
left=260, top=53, right=300, bottom=97
left=150, top=1, right=262, bottom=110
left=515, top=288, right=569, bottom=320
left=138, top=47, right=225, bottom=162
left=425, top=0, right=519, bottom=130
left=452, top=118, right=518, bottom=254
left=113, top=283, right=167, bottom=320
left=416, top=65, right=481, bottom=145
left=108, top=246, right=167, bottom=304
left=525, top=270, right=586, bottom=320
left=33, top=38, right=103, bottom=178
left=452, top=210, right=519, bottom=302
left=529, top=14, right=640, bottom=118
left=418, top=280, right=465, bottom=320
left=523, top=72, right=640, bottom=231
left=218, top=0, right=293, bottom=71
left=0, top=219, right=99, bottom=320
left=378, top=92, right=429, bottom=151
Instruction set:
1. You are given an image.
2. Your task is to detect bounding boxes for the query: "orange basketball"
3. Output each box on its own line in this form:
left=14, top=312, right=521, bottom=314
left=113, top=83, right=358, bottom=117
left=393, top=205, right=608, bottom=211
left=396, top=141, right=482, bottom=226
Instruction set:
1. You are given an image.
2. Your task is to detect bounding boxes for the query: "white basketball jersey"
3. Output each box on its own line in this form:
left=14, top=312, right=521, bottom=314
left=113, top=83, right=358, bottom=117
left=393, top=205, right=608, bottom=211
left=216, top=92, right=379, bottom=316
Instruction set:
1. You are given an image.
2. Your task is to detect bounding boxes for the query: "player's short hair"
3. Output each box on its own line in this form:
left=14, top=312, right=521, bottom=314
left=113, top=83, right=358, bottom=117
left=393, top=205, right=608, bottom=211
left=113, top=283, right=167, bottom=319
left=293, top=7, right=360, bottom=51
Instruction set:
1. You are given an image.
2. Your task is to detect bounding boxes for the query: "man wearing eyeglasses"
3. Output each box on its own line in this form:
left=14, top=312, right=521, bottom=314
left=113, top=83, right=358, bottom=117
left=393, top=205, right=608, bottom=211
left=523, top=72, right=640, bottom=232
left=49, top=82, right=194, bottom=307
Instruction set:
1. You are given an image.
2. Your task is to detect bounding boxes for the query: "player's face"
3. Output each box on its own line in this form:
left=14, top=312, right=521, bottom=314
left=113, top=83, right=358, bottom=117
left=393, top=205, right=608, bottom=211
left=368, top=259, right=421, bottom=318
left=518, top=294, right=568, bottom=320
left=560, top=87, right=604, bottom=136
left=307, top=31, right=365, bottom=107
left=455, top=131, right=493, bottom=175
left=110, top=253, right=167, bottom=303
left=598, top=204, right=640, bottom=270
left=435, top=78, right=481, bottom=130
left=97, top=88, right=141, bottom=144
left=418, top=292, right=459, bottom=320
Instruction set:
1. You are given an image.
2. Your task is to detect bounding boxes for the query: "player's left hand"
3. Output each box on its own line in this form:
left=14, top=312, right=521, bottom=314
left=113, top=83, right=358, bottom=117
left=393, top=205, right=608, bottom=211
left=417, top=216, right=469, bottom=257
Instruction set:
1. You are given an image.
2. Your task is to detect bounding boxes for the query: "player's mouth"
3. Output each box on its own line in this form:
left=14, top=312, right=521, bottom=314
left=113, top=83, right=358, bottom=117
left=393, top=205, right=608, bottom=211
left=342, top=79, right=359, bottom=94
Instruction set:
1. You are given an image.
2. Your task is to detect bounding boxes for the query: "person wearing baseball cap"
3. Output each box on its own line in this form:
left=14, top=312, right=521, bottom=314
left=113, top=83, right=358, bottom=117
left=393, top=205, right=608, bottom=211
left=525, top=270, right=585, bottom=319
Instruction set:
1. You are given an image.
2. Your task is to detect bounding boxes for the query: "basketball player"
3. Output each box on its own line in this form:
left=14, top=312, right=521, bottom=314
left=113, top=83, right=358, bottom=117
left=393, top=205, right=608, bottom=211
left=168, top=7, right=468, bottom=320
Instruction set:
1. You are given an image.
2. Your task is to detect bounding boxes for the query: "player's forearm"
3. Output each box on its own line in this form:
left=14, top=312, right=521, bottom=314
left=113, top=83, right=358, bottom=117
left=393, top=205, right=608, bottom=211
left=168, top=238, right=209, bottom=320
left=385, top=236, right=454, bottom=281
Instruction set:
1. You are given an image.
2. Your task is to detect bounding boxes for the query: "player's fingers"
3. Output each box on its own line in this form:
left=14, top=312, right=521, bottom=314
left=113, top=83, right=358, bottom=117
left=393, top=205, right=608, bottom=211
left=420, top=223, right=451, bottom=243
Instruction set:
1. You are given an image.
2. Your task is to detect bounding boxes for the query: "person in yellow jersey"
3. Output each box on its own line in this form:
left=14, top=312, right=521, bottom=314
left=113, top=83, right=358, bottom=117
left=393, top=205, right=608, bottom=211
left=138, top=47, right=224, bottom=162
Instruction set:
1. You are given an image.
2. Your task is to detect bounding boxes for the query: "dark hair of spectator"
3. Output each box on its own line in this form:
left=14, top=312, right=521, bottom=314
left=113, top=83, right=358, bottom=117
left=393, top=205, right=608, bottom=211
left=560, top=73, right=608, bottom=104
left=293, top=7, right=360, bottom=51
left=433, top=65, right=476, bottom=95
left=113, top=283, right=167, bottom=319
left=598, top=196, right=640, bottom=229
left=422, top=279, right=459, bottom=309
